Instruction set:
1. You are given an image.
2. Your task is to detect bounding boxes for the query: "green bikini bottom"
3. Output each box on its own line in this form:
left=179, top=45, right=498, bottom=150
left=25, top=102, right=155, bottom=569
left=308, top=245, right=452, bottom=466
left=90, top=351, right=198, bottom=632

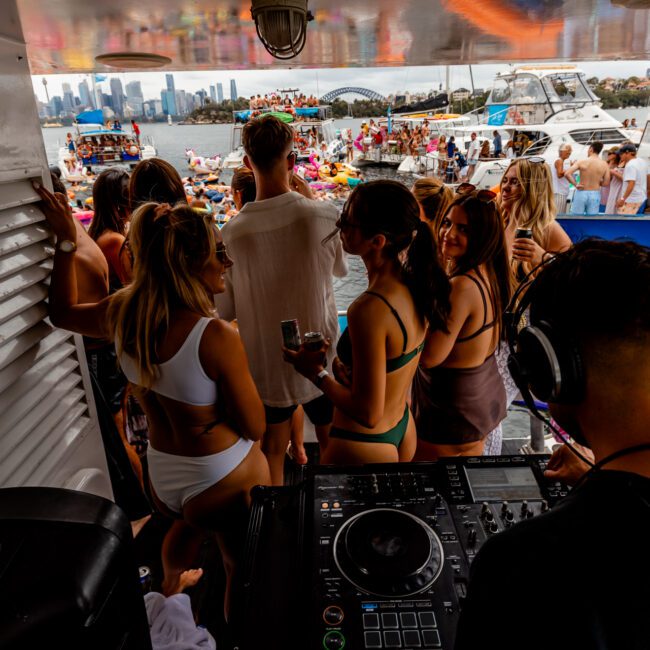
left=329, top=405, right=409, bottom=449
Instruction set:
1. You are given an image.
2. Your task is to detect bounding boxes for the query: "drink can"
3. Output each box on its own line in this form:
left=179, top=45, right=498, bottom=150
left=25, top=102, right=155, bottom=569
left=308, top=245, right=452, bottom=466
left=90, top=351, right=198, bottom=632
left=281, top=319, right=301, bottom=350
left=303, top=331, right=324, bottom=351
left=139, top=565, right=152, bottom=594
left=515, top=227, right=533, bottom=239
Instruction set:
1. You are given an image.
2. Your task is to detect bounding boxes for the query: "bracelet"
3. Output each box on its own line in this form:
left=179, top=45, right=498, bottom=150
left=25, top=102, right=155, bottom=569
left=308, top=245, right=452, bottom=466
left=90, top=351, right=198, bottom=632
left=542, top=252, right=556, bottom=264
left=314, top=369, right=329, bottom=388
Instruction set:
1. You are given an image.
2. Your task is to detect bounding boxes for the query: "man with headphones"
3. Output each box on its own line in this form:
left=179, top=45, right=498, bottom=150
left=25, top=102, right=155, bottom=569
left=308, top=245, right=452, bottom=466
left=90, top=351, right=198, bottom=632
left=455, top=239, right=650, bottom=650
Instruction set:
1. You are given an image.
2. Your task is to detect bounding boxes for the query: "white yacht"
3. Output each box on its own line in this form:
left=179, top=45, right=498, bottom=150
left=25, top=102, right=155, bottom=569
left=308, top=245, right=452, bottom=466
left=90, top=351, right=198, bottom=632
left=458, top=66, right=632, bottom=188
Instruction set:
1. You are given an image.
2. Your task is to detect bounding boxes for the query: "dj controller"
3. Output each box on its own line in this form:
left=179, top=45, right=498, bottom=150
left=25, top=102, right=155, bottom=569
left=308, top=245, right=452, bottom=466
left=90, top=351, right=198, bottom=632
left=238, top=456, right=568, bottom=650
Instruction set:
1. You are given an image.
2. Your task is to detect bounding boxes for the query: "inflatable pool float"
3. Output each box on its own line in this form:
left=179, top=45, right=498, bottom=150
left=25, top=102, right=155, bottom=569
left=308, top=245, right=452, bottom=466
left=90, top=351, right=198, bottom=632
left=318, top=163, right=361, bottom=187
left=310, top=181, right=338, bottom=191
left=73, top=209, right=94, bottom=226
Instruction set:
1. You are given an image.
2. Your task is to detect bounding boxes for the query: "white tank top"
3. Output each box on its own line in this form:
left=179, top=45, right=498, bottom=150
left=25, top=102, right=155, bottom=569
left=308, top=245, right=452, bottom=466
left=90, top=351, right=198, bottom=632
left=118, top=317, right=217, bottom=406
left=552, top=158, right=571, bottom=195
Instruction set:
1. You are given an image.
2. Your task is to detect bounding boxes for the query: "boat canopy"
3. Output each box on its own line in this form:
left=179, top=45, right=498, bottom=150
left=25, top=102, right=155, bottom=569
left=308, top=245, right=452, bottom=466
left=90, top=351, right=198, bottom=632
left=75, top=110, right=104, bottom=125
left=485, top=70, right=602, bottom=127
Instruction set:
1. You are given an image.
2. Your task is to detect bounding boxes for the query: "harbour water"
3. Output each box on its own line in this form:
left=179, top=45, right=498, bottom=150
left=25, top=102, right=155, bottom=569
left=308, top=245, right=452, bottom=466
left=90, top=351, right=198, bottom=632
left=39, top=108, right=647, bottom=311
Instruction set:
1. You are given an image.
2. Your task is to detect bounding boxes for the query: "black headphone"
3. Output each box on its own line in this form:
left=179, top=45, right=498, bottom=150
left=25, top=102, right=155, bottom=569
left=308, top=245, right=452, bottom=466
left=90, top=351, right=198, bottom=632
left=505, top=260, right=585, bottom=408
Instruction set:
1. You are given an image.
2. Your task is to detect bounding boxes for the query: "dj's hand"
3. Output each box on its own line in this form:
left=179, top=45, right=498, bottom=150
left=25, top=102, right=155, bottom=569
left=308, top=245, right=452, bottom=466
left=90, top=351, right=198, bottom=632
left=544, top=442, right=594, bottom=486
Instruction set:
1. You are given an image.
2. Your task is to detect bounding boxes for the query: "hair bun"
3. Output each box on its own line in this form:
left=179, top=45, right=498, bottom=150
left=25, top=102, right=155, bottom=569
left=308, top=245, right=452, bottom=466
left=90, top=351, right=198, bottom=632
left=153, top=203, right=173, bottom=222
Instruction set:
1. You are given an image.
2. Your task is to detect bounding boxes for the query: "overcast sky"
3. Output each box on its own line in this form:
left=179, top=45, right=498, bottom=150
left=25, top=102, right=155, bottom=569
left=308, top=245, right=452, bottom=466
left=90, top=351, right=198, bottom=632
left=32, top=60, right=650, bottom=103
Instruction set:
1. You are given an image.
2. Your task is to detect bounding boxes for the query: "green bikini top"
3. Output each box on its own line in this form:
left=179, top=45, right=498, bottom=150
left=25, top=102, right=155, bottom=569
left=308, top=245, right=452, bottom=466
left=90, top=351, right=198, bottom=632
left=336, top=291, right=425, bottom=373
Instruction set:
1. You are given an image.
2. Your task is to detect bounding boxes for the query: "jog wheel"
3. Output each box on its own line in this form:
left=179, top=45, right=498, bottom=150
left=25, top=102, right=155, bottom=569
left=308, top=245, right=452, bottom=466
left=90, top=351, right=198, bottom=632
left=333, top=508, right=443, bottom=597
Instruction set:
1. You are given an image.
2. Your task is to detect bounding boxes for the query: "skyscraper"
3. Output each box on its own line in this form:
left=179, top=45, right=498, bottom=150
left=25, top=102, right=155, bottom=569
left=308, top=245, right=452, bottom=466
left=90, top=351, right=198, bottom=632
left=217, top=83, right=224, bottom=103
left=62, top=83, right=75, bottom=114
left=209, top=85, right=217, bottom=103
left=166, top=73, right=176, bottom=93
left=230, top=79, right=237, bottom=102
left=78, top=80, right=94, bottom=109
left=161, top=89, right=176, bottom=116
left=110, top=78, right=125, bottom=117
left=125, top=81, right=144, bottom=116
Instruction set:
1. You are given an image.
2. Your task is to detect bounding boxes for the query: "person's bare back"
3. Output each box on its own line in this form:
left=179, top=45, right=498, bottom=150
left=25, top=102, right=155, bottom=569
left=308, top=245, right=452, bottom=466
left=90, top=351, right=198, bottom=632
left=572, top=155, right=610, bottom=191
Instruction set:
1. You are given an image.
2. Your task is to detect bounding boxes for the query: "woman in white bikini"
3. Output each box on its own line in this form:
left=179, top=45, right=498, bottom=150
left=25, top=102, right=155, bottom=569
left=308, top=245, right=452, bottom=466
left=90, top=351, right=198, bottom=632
left=35, top=183, right=270, bottom=618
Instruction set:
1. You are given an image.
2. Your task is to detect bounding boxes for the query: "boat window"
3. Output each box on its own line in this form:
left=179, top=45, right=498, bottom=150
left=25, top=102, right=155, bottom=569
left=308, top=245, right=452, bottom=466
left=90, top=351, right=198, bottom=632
left=509, top=75, right=547, bottom=105
left=489, top=78, right=511, bottom=104
left=569, top=129, right=626, bottom=144
left=523, top=134, right=551, bottom=155
left=545, top=74, right=597, bottom=103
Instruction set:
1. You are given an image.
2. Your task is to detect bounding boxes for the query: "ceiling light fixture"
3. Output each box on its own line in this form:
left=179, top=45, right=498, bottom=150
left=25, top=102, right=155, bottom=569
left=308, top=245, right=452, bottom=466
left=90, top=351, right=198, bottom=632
left=251, top=0, right=313, bottom=60
left=95, top=52, right=172, bottom=69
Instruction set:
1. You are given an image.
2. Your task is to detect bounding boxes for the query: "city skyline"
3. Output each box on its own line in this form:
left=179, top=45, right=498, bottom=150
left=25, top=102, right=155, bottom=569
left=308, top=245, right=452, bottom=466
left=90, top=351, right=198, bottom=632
left=32, top=60, right=650, bottom=107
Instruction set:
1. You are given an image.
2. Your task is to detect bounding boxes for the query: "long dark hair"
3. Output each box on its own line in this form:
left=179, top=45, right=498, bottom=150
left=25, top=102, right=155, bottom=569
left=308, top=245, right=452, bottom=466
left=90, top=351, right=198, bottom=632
left=129, top=158, right=186, bottom=210
left=346, top=180, right=451, bottom=332
left=88, top=169, right=130, bottom=240
left=442, top=192, right=513, bottom=339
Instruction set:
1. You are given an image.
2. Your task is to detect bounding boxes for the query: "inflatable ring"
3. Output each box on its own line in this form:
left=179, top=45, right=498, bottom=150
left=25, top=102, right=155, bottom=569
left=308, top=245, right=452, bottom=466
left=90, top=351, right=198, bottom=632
left=78, top=144, right=93, bottom=159
left=125, top=144, right=140, bottom=156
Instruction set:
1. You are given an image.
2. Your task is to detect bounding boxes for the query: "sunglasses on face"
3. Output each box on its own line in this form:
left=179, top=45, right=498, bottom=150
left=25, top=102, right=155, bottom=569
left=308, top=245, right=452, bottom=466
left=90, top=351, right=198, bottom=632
left=215, top=243, right=231, bottom=264
left=456, top=183, right=497, bottom=202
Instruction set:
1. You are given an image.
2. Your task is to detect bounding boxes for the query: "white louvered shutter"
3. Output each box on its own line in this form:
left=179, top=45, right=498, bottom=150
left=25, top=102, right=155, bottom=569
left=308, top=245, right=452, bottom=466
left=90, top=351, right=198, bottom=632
left=0, top=171, right=112, bottom=497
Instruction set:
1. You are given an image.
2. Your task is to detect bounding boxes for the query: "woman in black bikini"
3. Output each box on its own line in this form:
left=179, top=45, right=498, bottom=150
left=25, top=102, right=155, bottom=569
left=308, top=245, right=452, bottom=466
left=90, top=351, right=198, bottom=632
left=284, top=180, right=450, bottom=464
left=412, top=185, right=512, bottom=459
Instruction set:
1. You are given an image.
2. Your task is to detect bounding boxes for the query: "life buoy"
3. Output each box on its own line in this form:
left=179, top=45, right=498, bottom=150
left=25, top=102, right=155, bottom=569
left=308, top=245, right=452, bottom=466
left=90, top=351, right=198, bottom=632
left=78, top=144, right=93, bottom=159
left=125, top=144, right=140, bottom=156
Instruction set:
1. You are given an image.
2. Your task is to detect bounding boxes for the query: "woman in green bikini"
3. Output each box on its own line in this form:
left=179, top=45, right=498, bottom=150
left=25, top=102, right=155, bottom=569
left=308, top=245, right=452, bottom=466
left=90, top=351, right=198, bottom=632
left=284, top=180, right=451, bottom=464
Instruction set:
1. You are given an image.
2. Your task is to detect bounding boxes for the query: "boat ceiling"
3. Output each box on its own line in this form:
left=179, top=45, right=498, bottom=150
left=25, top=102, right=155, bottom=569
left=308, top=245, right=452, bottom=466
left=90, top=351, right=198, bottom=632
left=15, top=0, right=650, bottom=75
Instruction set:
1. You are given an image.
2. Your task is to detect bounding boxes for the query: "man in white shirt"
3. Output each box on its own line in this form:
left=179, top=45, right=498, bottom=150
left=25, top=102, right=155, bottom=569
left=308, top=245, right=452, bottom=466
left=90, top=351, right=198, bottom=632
left=217, top=115, right=347, bottom=484
left=466, top=132, right=480, bottom=182
left=617, top=143, right=648, bottom=215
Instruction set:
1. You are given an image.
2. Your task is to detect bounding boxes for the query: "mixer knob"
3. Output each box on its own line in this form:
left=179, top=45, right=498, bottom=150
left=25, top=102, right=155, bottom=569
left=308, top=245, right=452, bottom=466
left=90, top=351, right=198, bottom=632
left=484, top=511, right=494, bottom=523
left=526, top=509, right=534, bottom=519
left=371, top=483, right=379, bottom=495
left=487, top=521, right=499, bottom=534
left=541, top=500, right=549, bottom=513
left=480, top=502, right=490, bottom=517
left=504, top=510, right=514, bottom=522
left=520, top=500, right=528, bottom=514
left=323, top=630, right=346, bottom=649
left=501, top=500, right=509, bottom=514
left=433, top=493, right=442, bottom=508
left=467, top=529, right=478, bottom=546
left=323, top=605, right=344, bottom=626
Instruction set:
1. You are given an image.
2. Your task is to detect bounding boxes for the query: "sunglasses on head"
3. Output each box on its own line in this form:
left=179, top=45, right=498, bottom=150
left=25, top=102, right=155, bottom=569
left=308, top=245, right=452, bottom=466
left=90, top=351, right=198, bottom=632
left=456, top=183, right=497, bottom=202
left=524, top=156, right=546, bottom=164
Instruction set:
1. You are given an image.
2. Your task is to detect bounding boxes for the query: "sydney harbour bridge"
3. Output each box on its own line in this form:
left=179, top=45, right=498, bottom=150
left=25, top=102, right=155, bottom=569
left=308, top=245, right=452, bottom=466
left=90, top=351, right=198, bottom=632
left=320, top=87, right=385, bottom=103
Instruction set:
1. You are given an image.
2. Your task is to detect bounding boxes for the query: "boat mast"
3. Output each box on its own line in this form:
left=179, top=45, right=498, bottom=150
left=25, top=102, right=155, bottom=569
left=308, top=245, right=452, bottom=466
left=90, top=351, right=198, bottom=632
left=469, top=64, right=477, bottom=112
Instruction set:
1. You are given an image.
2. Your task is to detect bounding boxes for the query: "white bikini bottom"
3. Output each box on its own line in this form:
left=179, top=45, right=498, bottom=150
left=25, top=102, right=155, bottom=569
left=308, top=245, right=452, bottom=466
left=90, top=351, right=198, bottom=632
left=147, top=438, right=254, bottom=514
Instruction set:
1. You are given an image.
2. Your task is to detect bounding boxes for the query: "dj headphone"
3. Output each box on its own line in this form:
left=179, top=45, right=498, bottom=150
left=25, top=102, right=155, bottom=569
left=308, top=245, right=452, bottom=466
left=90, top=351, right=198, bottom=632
left=505, top=257, right=585, bottom=409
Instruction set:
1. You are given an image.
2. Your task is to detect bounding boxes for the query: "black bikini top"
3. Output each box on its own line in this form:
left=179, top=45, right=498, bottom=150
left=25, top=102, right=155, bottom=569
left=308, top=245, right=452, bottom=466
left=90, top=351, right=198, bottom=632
left=336, top=291, right=424, bottom=373
left=455, top=274, right=496, bottom=343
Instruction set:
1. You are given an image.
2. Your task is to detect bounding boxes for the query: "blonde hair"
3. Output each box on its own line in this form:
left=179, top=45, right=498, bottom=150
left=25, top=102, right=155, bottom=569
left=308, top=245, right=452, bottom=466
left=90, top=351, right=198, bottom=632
left=412, top=178, right=454, bottom=239
left=501, top=158, right=556, bottom=244
left=107, top=202, right=218, bottom=387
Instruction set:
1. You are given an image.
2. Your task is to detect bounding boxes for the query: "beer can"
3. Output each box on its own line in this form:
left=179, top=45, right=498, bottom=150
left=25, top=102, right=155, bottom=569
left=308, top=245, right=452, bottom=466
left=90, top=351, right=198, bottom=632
left=139, top=565, right=152, bottom=594
left=281, top=319, right=302, bottom=350
left=303, top=331, right=324, bottom=351
left=515, top=227, right=533, bottom=239
left=303, top=331, right=327, bottom=367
